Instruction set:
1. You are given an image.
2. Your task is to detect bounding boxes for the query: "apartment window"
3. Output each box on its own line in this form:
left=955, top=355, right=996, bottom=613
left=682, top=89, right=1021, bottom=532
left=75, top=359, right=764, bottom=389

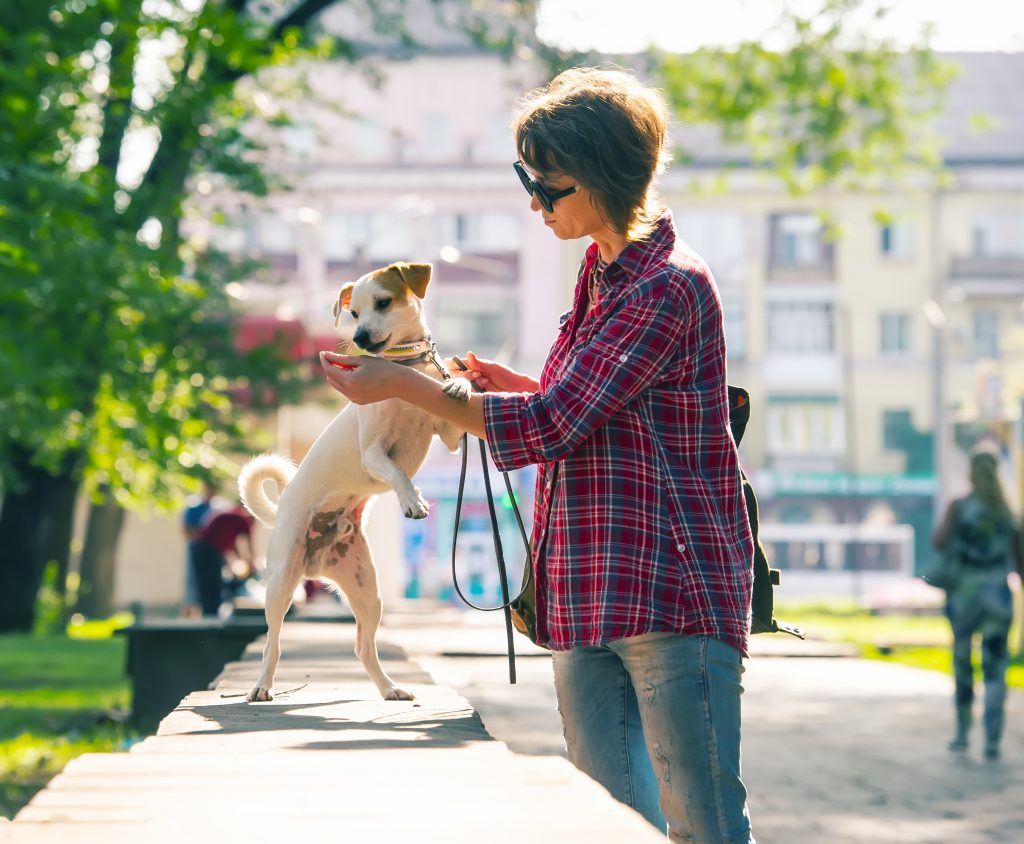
left=432, top=296, right=517, bottom=356
left=879, top=313, right=911, bottom=355
left=767, top=301, right=834, bottom=353
left=766, top=399, right=844, bottom=454
left=722, top=294, right=746, bottom=361
left=769, top=213, right=832, bottom=272
left=673, top=210, right=747, bottom=281
left=439, top=211, right=520, bottom=253
left=320, top=213, right=370, bottom=260
left=880, top=221, right=914, bottom=260
left=253, top=213, right=295, bottom=255
left=882, top=409, right=913, bottom=450
left=421, top=113, right=453, bottom=161
left=972, top=310, right=1000, bottom=358
left=971, top=211, right=1024, bottom=258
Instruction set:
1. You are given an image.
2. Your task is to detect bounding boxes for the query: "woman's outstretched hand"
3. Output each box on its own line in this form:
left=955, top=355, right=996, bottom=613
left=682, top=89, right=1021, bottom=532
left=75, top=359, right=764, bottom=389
left=320, top=351, right=410, bottom=404
left=446, top=351, right=539, bottom=394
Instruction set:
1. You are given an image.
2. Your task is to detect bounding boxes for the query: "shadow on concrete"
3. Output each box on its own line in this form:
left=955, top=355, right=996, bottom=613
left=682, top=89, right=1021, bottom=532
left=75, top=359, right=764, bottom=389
left=178, top=699, right=494, bottom=750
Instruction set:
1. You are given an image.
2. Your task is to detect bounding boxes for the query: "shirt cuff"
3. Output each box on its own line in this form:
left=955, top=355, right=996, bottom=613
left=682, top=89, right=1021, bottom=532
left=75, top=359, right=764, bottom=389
left=482, top=392, right=537, bottom=472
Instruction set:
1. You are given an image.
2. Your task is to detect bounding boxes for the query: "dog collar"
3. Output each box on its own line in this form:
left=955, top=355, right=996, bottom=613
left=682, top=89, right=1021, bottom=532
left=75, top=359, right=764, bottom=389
left=375, top=337, right=450, bottom=381
left=379, top=338, right=434, bottom=361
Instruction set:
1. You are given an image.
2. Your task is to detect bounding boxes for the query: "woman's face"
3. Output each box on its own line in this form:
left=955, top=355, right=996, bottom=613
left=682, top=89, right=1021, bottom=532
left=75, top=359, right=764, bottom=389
left=523, top=165, right=609, bottom=242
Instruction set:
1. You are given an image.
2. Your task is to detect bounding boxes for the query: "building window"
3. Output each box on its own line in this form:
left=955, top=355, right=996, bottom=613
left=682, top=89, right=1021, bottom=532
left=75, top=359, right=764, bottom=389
left=882, top=409, right=913, bottom=450
left=767, top=301, right=834, bottom=353
left=972, top=310, right=1000, bottom=358
left=722, top=294, right=746, bottom=361
left=768, top=213, right=833, bottom=277
left=766, top=399, right=845, bottom=455
left=880, top=221, right=915, bottom=260
left=421, top=113, right=452, bottom=161
left=971, top=211, right=1024, bottom=258
left=431, top=296, right=517, bottom=357
left=879, top=313, right=911, bottom=355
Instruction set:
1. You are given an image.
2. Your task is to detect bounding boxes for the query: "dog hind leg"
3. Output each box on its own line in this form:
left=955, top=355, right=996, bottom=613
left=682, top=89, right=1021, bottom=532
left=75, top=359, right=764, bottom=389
left=322, top=532, right=413, bottom=701
left=247, top=547, right=303, bottom=703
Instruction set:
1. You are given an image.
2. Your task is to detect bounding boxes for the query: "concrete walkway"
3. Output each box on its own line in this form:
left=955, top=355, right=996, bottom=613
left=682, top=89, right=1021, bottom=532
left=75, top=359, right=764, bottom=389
left=382, top=606, right=1024, bottom=844
left=6, top=620, right=663, bottom=843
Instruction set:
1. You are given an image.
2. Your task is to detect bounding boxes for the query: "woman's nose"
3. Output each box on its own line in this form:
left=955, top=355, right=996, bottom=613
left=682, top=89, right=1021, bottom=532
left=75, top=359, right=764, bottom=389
left=529, top=194, right=542, bottom=213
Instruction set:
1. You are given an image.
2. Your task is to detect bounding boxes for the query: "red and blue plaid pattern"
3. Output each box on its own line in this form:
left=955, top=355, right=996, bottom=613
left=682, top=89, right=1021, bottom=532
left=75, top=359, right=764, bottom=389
left=483, top=212, right=754, bottom=654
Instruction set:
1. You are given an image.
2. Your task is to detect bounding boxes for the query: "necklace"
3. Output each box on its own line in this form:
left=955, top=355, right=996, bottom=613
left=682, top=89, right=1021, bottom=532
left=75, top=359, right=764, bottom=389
left=587, top=254, right=607, bottom=309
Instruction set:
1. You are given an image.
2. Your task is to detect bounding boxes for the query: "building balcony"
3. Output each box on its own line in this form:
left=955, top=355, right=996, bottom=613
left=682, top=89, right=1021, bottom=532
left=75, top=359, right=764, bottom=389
left=766, top=258, right=835, bottom=283
left=763, top=353, right=841, bottom=389
left=949, top=255, right=1024, bottom=297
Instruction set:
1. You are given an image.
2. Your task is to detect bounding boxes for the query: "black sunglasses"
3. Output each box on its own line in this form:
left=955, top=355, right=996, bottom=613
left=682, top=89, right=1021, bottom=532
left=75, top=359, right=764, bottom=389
left=513, top=161, right=578, bottom=213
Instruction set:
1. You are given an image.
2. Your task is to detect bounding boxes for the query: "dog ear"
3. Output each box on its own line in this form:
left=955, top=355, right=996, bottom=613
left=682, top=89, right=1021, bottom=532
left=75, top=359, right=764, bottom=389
left=333, top=283, right=355, bottom=327
left=391, top=262, right=432, bottom=299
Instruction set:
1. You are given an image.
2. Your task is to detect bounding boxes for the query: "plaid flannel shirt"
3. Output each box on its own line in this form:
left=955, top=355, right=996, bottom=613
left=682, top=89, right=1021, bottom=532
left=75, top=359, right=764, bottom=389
left=483, top=212, right=754, bottom=654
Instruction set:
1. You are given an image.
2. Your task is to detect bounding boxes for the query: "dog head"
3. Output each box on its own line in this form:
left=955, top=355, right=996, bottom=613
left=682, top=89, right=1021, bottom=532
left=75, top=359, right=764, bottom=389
left=332, top=262, right=432, bottom=354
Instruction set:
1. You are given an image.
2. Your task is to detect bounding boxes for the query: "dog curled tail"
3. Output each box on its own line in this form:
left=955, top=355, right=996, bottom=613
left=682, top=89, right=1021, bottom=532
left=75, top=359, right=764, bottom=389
left=238, top=454, right=298, bottom=527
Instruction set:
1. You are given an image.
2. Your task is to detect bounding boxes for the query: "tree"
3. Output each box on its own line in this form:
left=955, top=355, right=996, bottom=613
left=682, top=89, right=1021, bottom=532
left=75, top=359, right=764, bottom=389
left=0, top=0, right=340, bottom=631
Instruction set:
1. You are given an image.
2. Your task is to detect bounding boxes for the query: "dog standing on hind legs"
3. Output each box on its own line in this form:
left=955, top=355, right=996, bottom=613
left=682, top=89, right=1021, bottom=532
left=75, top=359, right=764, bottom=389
left=238, top=262, right=469, bottom=702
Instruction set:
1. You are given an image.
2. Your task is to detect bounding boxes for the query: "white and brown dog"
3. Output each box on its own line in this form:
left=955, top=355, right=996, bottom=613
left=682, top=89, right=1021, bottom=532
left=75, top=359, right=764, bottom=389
left=238, top=262, right=468, bottom=702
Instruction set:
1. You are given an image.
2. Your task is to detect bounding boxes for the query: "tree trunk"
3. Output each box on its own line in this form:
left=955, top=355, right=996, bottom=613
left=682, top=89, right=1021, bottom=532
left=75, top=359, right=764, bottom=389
left=0, top=447, right=80, bottom=632
left=76, top=496, right=126, bottom=619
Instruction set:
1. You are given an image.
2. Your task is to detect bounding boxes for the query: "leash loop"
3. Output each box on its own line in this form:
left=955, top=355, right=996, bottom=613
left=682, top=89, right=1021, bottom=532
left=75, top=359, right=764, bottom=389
left=447, top=358, right=532, bottom=684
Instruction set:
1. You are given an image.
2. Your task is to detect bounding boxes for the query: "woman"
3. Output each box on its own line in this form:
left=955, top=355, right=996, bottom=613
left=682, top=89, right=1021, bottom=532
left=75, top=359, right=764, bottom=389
left=933, top=448, right=1022, bottom=760
left=321, top=67, right=756, bottom=842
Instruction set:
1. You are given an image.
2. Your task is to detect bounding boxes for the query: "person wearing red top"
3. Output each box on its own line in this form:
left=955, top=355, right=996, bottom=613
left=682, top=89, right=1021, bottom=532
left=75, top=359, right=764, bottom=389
left=193, top=504, right=254, bottom=617
left=321, top=68, right=755, bottom=842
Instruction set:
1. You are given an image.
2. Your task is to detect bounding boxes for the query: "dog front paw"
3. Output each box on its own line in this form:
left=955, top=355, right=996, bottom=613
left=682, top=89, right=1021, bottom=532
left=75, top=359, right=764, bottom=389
left=247, top=686, right=273, bottom=703
left=400, top=488, right=429, bottom=519
left=442, top=379, right=471, bottom=404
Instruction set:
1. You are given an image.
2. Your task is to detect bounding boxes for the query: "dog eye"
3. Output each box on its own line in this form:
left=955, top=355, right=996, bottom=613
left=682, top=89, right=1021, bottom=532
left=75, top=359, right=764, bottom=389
left=374, top=297, right=392, bottom=312
left=349, top=310, right=359, bottom=319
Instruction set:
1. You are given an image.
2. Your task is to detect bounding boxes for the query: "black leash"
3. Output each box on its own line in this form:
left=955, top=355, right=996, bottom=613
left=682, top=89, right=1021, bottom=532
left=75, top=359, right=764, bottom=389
left=448, top=357, right=532, bottom=684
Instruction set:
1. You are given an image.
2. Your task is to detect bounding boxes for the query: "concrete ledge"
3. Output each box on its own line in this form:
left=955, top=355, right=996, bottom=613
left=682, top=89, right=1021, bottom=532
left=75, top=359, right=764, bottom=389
left=9, top=622, right=664, bottom=843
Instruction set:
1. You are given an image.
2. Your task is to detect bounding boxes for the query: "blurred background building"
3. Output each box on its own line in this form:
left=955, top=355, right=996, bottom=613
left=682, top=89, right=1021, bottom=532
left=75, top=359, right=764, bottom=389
left=113, top=8, right=1024, bottom=610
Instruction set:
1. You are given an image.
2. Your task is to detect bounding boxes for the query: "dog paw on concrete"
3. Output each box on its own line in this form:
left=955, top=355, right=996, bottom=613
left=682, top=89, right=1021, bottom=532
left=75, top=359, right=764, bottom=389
left=384, top=687, right=416, bottom=701
left=247, top=686, right=273, bottom=702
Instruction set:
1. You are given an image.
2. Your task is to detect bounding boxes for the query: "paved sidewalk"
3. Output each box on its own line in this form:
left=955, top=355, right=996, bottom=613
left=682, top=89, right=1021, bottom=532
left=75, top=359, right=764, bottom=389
left=6, top=621, right=664, bottom=843
left=383, top=606, right=1024, bottom=844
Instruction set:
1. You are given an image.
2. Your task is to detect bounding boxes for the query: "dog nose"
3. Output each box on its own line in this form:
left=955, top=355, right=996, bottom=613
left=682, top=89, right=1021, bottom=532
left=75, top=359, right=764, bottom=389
left=353, top=328, right=370, bottom=349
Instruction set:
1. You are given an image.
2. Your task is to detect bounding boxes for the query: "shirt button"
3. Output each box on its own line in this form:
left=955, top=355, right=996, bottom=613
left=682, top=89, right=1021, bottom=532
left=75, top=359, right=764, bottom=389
left=619, top=353, right=628, bottom=362
left=676, top=542, right=686, bottom=553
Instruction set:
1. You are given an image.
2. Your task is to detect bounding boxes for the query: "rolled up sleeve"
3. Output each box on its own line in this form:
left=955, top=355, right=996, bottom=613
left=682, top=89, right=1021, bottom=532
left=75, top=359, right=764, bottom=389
left=483, top=282, right=693, bottom=471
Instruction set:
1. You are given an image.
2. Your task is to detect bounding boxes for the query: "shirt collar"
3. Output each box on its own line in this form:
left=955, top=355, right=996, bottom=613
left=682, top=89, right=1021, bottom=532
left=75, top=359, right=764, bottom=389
left=583, top=209, right=675, bottom=289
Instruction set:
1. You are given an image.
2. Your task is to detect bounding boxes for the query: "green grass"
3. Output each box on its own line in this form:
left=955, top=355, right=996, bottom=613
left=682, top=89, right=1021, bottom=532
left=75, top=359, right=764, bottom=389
left=0, top=631, right=140, bottom=820
left=776, top=598, right=1024, bottom=689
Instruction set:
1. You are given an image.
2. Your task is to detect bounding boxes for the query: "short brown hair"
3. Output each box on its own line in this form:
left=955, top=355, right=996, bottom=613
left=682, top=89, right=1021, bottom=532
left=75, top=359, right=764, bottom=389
left=513, top=67, right=671, bottom=241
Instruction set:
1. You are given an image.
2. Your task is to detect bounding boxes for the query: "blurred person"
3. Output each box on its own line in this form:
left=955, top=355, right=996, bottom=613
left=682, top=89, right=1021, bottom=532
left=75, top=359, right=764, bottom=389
left=933, top=449, right=1023, bottom=759
left=181, top=480, right=217, bottom=618
left=320, top=67, right=755, bottom=842
left=193, top=502, right=255, bottom=617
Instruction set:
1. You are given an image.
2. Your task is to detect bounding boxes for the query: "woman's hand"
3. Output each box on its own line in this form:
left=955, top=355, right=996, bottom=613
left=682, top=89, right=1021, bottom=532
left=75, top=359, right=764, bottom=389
left=319, top=351, right=412, bottom=404
left=446, top=351, right=539, bottom=393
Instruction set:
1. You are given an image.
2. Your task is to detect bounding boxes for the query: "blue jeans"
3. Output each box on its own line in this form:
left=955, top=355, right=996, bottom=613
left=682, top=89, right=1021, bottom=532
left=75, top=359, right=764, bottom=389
left=552, top=632, right=754, bottom=843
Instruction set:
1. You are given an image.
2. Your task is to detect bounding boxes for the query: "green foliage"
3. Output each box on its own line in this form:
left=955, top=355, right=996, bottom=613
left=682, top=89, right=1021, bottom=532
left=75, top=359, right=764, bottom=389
left=0, top=1, right=330, bottom=511
left=656, top=0, right=957, bottom=194
left=0, top=632, right=136, bottom=819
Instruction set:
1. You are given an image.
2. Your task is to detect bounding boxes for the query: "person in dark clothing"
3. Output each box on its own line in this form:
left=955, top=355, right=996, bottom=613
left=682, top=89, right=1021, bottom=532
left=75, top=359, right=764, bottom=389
left=933, top=448, right=1023, bottom=759
left=181, top=481, right=217, bottom=618
left=193, top=504, right=255, bottom=617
